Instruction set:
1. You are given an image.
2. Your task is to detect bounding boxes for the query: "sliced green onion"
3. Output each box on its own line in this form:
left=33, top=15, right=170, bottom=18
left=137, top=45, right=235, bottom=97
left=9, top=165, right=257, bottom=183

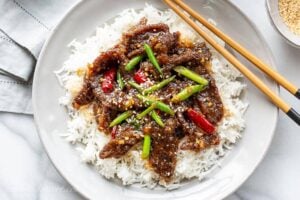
left=171, top=85, right=205, bottom=103
left=150, top=111, right=164, bottom=127
left=174, top=66, right=208, bottom=86
left=144, top=44, right=162, bottom=74
left=136, top=103, right=157, bottom=120
left=136, top=94, right=157, bottom=104
left=117, top=70, right=125, bottom=90
left=109, top=111, right=133, bottom=127
left=128, top=81, right=143, bottom=93
left=125, top=55, right=143, bottom=71
left=142, top=135, right=151, bottom=159
left=143, top=75, right=176, bottom=95
left=136, top=94, right=174, bottom=116
left=155, top=102, right=174, bottom=116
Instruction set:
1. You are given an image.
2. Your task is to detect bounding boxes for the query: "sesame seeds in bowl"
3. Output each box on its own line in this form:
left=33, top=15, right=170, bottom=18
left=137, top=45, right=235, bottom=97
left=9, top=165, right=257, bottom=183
left=266, top=0, right=300, bottom=48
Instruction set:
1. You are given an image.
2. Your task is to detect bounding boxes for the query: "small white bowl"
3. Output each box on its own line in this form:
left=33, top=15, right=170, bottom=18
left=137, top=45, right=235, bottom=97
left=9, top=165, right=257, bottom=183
left=266, top=0, right=300, bottom=48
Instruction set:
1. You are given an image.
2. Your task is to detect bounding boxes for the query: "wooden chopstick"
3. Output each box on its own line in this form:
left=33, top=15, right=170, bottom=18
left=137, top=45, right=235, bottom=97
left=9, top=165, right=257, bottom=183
left=164, top=0, right=300, bottom=125
left=172, top=0, right=300, bottom=100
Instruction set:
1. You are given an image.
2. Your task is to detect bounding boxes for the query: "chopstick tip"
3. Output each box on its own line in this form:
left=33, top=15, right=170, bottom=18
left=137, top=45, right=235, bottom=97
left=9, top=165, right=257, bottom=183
left=287, top=108, right=300, bottom=126
left=295, top=89, right=300, bottom=99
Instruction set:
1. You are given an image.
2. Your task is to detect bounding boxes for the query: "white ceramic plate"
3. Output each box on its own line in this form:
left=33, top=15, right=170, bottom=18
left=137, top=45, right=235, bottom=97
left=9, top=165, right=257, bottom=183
left=33, top=0, right=278, bottom=199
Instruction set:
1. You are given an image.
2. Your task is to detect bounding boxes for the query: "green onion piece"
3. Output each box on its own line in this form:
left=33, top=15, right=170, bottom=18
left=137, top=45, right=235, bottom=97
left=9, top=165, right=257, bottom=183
left=174, top=66, right=208, bottom=86
left=143, top=75, right=176, bottom=95
left=144, top=44, right=162, bottom=74
left=171, top=85, right=205, bottom=103
left=117, top=70, right=125, bottom=90
left=137, top=103, right=157, bottom=120
left=128, top=81, right=143, bottom=93
left=136, top=94, right=174, bottom=116
left=155, top=102, right=174, bottom=116
left=136, top=94, right=157, bottom=104
left=142, top=135, right=151, bottom=159
left=150, top=111, right=164, bottom=127
left=125, top=55, right=143, bottom=71
left=109, top=111, right=133, bottom=127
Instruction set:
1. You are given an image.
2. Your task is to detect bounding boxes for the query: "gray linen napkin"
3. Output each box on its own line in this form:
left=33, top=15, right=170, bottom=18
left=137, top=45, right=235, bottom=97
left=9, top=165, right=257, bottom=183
left=0, top=30, right=35, bottom=81
left=0, top=0, right=78, bottom=114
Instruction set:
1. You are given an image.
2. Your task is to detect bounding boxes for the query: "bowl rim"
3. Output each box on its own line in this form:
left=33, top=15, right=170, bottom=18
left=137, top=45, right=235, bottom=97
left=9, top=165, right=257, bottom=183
left=32, top=0, right=279, bottom=199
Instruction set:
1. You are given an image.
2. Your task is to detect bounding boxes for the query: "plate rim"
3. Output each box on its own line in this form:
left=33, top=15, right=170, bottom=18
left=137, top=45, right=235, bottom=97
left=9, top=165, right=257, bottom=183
left=32, top=0, right=279, bottom=199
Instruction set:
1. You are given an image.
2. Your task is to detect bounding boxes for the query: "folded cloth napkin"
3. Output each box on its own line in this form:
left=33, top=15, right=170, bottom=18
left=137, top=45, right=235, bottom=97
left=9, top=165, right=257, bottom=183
left=0, top=0, right=78, bottom=114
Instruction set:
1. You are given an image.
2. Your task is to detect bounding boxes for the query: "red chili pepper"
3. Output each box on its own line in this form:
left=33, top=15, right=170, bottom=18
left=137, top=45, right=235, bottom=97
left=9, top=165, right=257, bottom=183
left=186, top=108, right=215, bottom=134
left=111, top=126, right=118, bottom=139
left=134, top=69, right=147, bottom=84
left=101, top=68, right=117, bottom=93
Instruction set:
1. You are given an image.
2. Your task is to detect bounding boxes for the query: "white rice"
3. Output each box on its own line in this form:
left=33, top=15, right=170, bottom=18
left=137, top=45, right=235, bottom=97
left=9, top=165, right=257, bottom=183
left=55, top=5, right=248, bottom=189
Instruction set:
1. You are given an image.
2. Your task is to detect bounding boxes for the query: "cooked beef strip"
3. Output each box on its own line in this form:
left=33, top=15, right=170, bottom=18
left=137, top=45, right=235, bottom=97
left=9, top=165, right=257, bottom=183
left=147, top=119, right=179, bottom=180
left=127, top=17, right=148, bottom=32
left=93, top=103, right=110, bottom=133
left=159, top=42, right=211, bottom=73
left=93, top=102, right=119, bottom=133
left=93, top=84, right=142, bottom=111
left=91, top=47, right=126, bottom=76
left=72, top=77, right=95, bottom=108
left=180, top=133, right=220, bottom=152
left=123, top=22, right=179, bottom=58
left=176, top=111, right=197, bottom=135
left=139, top=61, right=161, bottom=81
left=193, top=66, right=224, bottom=125
left=99, top=129, right=143, bottom=159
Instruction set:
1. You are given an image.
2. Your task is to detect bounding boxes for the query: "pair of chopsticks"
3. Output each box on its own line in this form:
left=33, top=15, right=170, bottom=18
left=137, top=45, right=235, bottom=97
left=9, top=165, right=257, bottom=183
left=163, top=0, right=300, bottom=126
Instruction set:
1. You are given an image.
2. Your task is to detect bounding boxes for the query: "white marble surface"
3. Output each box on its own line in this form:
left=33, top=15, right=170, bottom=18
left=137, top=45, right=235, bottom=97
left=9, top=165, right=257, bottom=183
left=0, top=0, right=299, bottom=199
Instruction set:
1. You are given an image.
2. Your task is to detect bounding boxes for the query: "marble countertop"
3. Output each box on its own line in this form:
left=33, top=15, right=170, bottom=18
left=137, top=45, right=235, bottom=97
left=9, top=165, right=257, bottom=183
left=1, top=0, right=299, bottom=199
